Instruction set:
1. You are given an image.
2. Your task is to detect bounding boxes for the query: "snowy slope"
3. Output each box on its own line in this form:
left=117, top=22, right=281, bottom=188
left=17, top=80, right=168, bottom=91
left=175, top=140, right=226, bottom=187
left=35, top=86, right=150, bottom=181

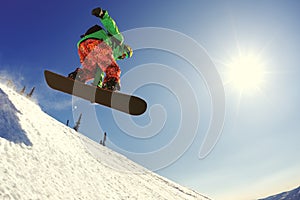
left=0, top=83, right=209, bottom=200
left=259, top=186, right=300, bottom=200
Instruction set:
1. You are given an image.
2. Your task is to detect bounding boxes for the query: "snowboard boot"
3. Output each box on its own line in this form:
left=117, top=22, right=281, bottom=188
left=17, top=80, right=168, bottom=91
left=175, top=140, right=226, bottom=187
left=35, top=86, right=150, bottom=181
left=68, top=68, right=86, bottom=83
left=102, top=78, right=121, bottom=91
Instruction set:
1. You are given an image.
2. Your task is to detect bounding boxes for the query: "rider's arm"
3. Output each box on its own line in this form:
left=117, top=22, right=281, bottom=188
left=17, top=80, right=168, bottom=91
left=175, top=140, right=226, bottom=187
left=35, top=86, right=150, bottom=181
left=100, top=11, right=124, bottom=44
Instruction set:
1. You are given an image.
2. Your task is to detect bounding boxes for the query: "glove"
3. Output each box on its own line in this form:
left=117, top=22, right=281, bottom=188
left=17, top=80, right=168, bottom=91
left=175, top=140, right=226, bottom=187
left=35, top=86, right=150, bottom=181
left=91, top=7, right=105, bottom=18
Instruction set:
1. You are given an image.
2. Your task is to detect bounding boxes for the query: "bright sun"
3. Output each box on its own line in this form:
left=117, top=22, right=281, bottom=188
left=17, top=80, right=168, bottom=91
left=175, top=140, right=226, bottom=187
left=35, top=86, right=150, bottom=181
left=226, top=53, right=266, bottom=94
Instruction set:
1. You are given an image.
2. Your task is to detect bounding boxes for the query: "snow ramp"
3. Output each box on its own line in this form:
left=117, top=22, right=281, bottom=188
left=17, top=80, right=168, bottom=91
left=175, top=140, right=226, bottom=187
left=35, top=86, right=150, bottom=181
left=0, top=83, right=210, bottom=200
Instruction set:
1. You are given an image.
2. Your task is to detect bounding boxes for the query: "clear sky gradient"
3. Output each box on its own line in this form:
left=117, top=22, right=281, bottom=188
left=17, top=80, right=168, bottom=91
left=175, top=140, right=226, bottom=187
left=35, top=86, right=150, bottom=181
left=1, top=1, right=300, bottom=199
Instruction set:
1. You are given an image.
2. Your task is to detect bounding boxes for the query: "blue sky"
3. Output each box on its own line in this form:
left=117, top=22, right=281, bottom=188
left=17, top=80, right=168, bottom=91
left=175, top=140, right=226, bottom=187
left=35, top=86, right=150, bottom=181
left=1, top=1, right=300, bottom=199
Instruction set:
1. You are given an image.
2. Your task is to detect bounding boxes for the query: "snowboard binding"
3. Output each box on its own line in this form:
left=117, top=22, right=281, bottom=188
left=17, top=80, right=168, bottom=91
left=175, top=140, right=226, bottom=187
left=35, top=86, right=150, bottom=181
left=102, top=78, right=120, bottom=91
left=68, top=68, right=86, bottom=83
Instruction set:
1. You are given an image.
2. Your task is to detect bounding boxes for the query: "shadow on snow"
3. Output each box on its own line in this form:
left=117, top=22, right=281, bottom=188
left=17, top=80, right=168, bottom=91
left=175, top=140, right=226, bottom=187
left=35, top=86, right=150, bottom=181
left=0, top=88, right=32, bottom=146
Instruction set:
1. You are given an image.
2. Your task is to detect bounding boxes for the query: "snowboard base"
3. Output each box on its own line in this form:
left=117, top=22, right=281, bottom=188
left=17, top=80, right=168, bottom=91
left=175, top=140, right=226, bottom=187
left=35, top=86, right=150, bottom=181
left=44, top=70, right=147, bottom=115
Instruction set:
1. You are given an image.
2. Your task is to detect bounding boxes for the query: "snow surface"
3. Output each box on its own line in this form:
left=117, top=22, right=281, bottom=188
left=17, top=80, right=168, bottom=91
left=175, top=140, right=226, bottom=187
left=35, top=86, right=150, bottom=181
left=0, top=83, right=209, bottom=200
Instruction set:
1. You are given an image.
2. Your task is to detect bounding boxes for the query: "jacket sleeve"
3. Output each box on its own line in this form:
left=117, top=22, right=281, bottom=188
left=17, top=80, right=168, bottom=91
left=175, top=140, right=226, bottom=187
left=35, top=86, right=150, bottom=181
left=100, top=11, right=124, bottom=44
left=114, top=44, right=133, bottom=60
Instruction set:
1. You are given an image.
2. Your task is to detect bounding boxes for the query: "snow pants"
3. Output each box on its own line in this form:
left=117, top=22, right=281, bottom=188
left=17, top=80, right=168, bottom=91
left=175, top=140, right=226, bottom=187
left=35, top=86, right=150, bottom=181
left=78, top=38, right=121, bottom=84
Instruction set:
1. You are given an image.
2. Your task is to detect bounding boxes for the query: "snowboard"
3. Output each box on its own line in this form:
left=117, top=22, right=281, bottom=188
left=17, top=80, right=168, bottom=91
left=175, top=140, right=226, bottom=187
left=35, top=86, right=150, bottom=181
left=44, top=70, right=147, bottom=115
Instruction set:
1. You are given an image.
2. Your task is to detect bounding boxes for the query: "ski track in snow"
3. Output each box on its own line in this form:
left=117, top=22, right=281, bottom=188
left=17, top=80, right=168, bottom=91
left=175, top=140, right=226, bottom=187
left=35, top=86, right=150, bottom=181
left=0, top=83, right=209, bottom=200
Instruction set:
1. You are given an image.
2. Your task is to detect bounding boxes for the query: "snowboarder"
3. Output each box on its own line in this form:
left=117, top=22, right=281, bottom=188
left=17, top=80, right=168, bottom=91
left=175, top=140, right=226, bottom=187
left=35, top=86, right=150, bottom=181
left=68, top=7, right=133, bottom=91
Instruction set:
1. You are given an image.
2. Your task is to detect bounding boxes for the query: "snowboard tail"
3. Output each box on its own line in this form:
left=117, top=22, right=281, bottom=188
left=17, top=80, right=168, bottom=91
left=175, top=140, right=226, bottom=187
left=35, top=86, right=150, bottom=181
left=44, top=70, right=147, bottom=115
